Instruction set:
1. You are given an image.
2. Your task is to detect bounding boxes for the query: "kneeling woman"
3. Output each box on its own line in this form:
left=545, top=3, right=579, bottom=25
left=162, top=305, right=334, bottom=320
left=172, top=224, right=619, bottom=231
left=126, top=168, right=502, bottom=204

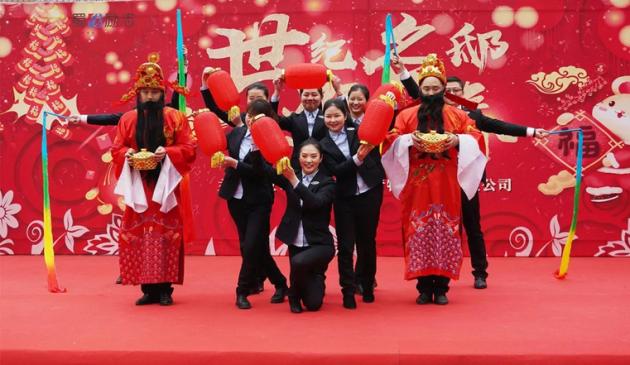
left=275, top=139, right=336, bottom=313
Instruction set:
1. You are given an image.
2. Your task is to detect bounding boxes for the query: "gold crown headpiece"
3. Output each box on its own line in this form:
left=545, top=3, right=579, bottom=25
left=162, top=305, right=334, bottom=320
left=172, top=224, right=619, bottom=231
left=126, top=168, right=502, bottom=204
left=120, top=52, right=189, bottom=103
left=416, top=53, right=447, bottom=85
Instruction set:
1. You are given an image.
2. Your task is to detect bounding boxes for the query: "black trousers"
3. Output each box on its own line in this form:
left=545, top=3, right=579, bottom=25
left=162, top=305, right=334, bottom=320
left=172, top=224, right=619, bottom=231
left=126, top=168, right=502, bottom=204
left=461, top=190, right=489, bottom=279
left=141, top=282, right=172, bottom=296
left=288, top=244, right=334, bottom=311
left=227, top=198, right=287, bottom=296
left=334, top=185, right=383, bottom=295
left=416, top=276, right=450, bottom=296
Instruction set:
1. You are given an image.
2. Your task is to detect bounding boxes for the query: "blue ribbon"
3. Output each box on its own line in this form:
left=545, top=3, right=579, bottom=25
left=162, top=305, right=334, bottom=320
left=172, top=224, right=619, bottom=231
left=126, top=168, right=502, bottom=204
left=547, top=128, right=583, bottom=279
left=382, top=13, right=394, bottom=84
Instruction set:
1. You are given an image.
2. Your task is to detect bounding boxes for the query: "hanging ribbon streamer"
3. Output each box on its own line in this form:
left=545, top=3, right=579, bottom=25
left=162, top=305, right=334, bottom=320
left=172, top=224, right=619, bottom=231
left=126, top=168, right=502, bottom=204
left=41, top=111, right=67, bottom=293
left=175, top=8, right=195, bottom=244
left=382, top=13, right=395, bottom=84
left=548, top=128, right=583, bottom=280
left=379, top=13, right=396, bottom=154
left=176, top=9, right=186, bottom=112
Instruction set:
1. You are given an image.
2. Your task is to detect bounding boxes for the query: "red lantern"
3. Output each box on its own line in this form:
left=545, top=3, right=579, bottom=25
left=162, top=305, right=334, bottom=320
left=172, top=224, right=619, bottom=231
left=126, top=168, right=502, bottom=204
left=204, top=68, right=241, bottom=121
left=193, top=111, right=227, bottom=168
left=250, top=115, right=292, bottom=174
left=358, top=95, right=395, bottom=146
left=283, top=63, right=332, bottom=90
left=371, top=81, right=406, bottom=109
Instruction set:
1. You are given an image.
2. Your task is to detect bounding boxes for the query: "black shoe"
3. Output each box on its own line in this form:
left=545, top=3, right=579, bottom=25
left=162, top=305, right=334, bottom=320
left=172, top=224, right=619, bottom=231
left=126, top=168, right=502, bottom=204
left=362, top=292, right=375, bottom=303
left=288, top=296, right=303, bottom=313
left=474, top=277, right=487, bottom=289
left=236, top=294, right=252, bottom=309
left=159, top=291, right=173, bottom=306
left=135, top=294, right=159, bottom=305
left=343, top=294, right=357, bottom=309
left=115, top=276, right=122, bottom=285
left=416, top=293, right=432, bottom=305
left=434, top=294, right=449, bottom=305
left=270, top=286, right=288, bottom=303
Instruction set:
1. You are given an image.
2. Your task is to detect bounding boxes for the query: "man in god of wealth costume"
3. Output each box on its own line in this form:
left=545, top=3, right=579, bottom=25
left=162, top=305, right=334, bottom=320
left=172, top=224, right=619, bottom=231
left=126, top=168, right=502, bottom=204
left=111, top=53, right=196, bottom=306
left=382, top=54, right=486, bottom=305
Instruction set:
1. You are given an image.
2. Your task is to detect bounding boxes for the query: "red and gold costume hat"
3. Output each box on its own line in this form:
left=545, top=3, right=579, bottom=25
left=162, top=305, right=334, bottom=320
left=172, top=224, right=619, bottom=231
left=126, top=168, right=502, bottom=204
left=120, top=52, right=188, bottom=103
left=416, top=53, right=447, bottom=85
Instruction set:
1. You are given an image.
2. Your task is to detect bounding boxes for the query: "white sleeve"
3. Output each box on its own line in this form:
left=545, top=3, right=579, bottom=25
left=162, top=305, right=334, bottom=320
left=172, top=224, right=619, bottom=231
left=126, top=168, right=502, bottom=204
left=399, top=69, right=411, bottom=81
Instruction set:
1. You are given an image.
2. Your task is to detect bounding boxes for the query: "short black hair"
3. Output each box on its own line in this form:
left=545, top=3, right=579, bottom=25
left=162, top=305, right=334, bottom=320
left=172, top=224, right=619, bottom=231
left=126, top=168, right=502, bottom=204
left=446, top=76, right=464, bottom=89
left=246, top=99, right=277, bottom=120
left=299, top=138, right=322, bottom=155
left=245, top=82, right=269, bottom=99
left=298, top=88, right=324, bottom=97
left=348, top=83, right=370, bottom=100
left=322, top=98, right=348, bottom=118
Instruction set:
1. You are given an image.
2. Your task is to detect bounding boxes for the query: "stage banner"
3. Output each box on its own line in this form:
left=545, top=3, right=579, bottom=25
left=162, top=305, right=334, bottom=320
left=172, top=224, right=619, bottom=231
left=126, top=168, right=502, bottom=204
left=0, top=0, right=629, bottom=257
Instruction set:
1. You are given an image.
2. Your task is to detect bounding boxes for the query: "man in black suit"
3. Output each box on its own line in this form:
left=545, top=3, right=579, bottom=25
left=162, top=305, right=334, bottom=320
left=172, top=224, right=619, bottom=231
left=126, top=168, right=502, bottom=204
left=270, top=76, right=343, bottom=168
left=274, top=140, right=336, bottom=313
left=218, top=115, right=288, bottom=309
left=393, top=56, right=547, bottom=289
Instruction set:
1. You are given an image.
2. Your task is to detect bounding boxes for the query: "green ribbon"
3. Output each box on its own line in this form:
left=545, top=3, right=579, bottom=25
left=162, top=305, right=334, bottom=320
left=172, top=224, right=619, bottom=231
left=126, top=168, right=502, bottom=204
left=176, top=8, right=186, bottom=113
left=548, top=128, right=583, bottom=279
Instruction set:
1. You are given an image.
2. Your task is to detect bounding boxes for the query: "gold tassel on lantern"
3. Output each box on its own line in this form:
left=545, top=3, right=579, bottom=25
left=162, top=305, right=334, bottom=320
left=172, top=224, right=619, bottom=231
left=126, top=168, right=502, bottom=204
left=326, top=69, right=335, bottom=90
left=210, top=151, right=225, bottom=168
left=276, top=156, right=290, bottom=175
left=228, top=106, right=241, bottom=122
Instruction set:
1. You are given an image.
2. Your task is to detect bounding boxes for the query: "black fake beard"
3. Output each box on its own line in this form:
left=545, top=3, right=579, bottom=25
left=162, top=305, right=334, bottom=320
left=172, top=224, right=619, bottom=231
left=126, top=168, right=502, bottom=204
left=417, top=91, right=445, bottom=133
left=135, top=95, right=166, bottom=182
left=417, top=91, right=449, bottom=160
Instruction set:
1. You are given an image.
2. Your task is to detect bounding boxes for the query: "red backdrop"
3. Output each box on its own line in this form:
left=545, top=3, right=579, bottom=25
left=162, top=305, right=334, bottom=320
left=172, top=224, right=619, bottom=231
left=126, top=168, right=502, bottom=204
left=0, top=0, right=629, bottom=258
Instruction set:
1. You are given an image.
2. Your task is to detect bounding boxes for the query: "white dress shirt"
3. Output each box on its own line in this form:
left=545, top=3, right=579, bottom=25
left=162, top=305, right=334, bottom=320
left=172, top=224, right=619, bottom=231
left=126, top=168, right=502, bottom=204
left=305, top=109, right=318, bottom=136
left=291, top=170, right=318, bottom=247
left=233, top=129, right=254, bottom=199
left=328, top=129, right=370, bottom=195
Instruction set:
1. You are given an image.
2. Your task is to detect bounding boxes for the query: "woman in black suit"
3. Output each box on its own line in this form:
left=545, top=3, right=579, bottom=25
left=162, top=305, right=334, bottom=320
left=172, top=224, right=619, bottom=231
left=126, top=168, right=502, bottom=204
left=319, top=98, right=385, bottom=309
left=270, top=76, right=343, bottom=168
left=219, top=99, right=288, bottom=309
left=275, top=139, right=336, bottom=313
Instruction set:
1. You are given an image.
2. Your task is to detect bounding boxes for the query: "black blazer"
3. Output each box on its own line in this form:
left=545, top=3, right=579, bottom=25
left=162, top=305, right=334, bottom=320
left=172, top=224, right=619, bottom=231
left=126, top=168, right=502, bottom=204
left=401, top=76, right=421, bottom=100
left=218, top=126, right=275, bottom=205
left=467, top=109, right=528, bottom=137
left=401, top=76, right=528, bottom=137
left=275, top=170, right=335, bottom=246
left=201, top=88, right=279, bottom=128
left=86, top=113, right=123, bottom=126
left=320, top=125, right=385, bottom=198
left=85, top=89, right=182, bottom=126
left=275, top=108, right=327, bottom=167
